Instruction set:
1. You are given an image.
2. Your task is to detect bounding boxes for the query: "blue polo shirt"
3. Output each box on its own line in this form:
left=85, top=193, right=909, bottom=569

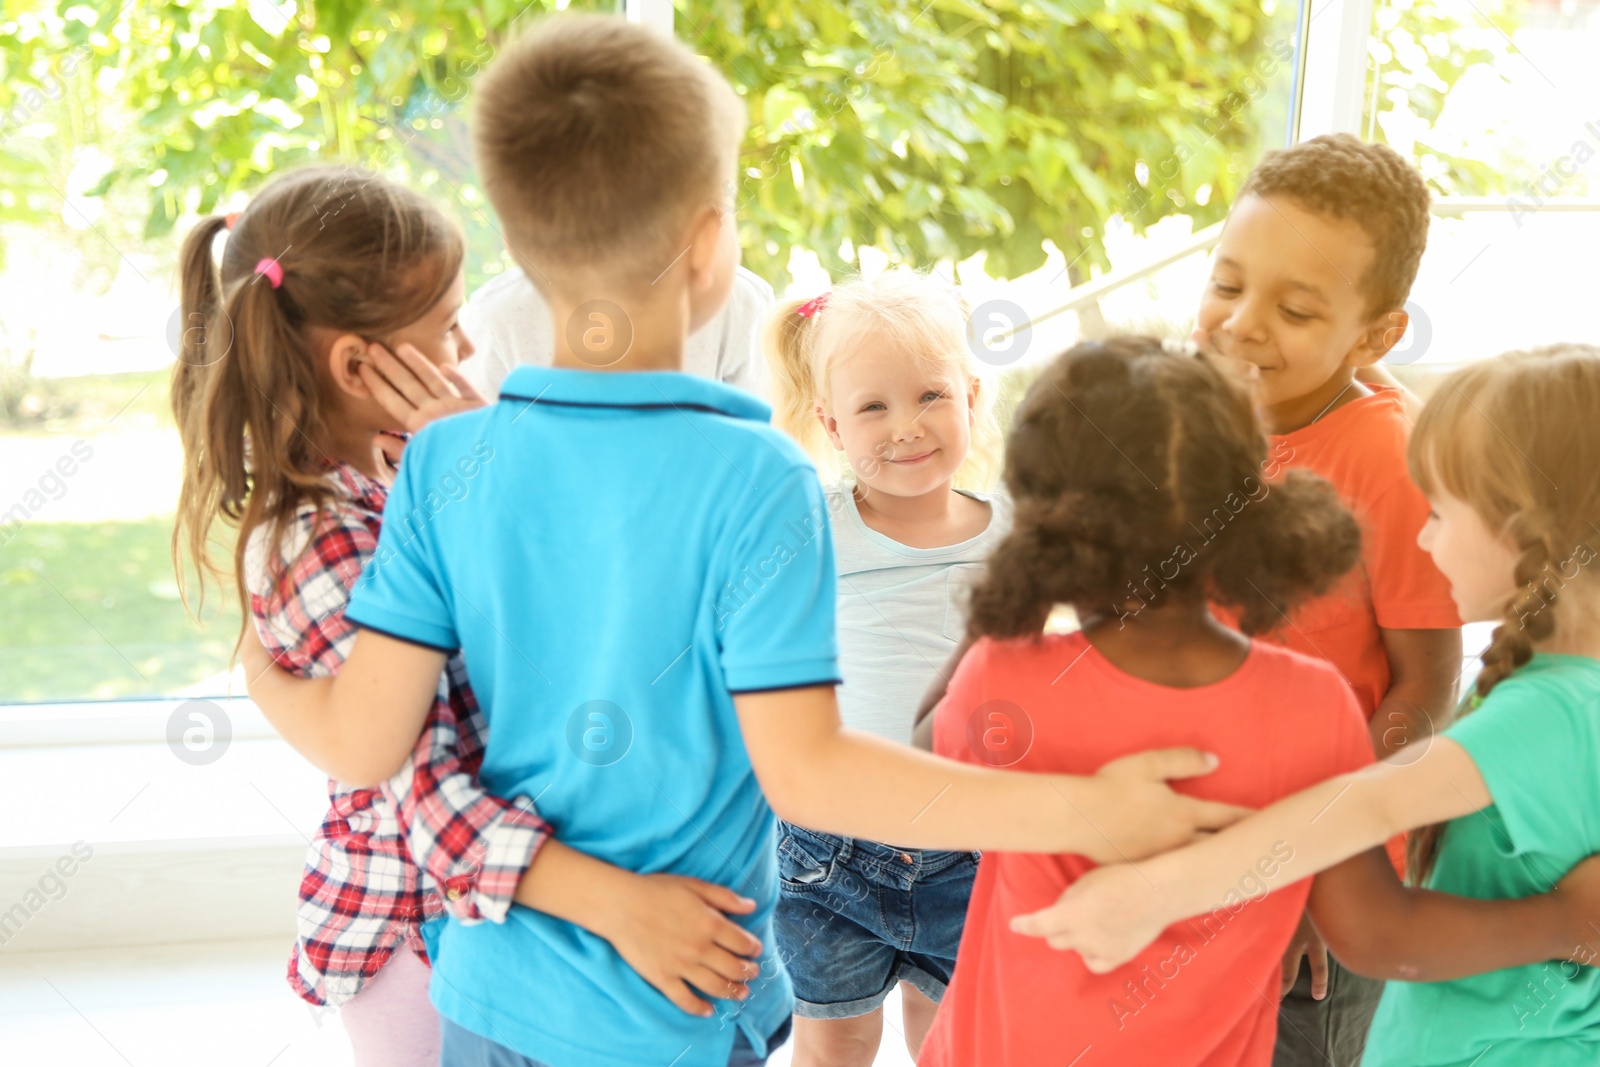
left=345, top=365, right=839, bottom=1066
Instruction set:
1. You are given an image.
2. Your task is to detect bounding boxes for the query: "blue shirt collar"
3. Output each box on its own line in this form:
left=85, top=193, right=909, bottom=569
left=498, top=365, right=771, bottom=423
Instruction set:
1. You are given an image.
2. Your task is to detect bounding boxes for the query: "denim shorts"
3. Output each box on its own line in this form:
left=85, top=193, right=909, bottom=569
left=772, top=822, right=979, bottom=1020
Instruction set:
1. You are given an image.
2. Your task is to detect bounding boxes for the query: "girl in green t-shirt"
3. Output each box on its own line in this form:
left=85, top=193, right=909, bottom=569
left=1004, top=343, right=1600, bottom=1067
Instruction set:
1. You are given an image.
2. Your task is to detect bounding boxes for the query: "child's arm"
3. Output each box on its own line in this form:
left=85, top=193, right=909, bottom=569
left=508, top=839, right=763, bottom=1017
left=244, top=632, right=764, bottom=1016
left=1370, top=627, right=1462, bottom=759
left=1007, top=737, right=1492, bottom=970
left=736, top=685, right=1246, bottom=860
left=1308, top=848, right=1600, bottom=983
left=911, top=634, right=974, bottom=752
left=385, top=683, right=552, bottom=927
left=241, top=624, right=442, bottom=787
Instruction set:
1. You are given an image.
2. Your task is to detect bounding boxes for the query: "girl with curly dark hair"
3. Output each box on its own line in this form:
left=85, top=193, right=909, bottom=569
left=921, top=335, right=1373, bottom=1066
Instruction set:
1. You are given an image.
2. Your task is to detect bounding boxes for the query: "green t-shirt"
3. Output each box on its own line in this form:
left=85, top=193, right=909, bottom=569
left=1363, top=653, right=1600, bottom=1067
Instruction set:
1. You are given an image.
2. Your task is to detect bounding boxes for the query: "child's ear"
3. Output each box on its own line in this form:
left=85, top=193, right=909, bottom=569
left=325, top=333, right=373, bottom=398
left=966, top=375, right=982, bottom=423
left=1348, top=307, right=1409, bottom=368
left=684, top=203, right=726, bottom=292
left=816, top=402, right=845, bottom=451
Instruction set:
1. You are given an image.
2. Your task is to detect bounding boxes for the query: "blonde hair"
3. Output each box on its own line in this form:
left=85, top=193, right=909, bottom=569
left=472, top=14, right=745, bottom=291
left=764, top=271, right=1003, bottom=491
left=1405, top=342, right=1600, bottom=881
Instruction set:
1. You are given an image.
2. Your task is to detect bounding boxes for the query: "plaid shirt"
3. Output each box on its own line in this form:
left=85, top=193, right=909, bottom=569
left=247, top=461, right=550, bottom=1007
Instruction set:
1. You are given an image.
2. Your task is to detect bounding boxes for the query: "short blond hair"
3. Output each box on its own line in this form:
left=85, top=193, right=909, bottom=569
left=472, top=14, right=745, bottom=289
left=765, top=271, right=1004, bottom=491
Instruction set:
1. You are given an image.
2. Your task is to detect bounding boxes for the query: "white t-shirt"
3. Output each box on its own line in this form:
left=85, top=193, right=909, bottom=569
left=459, top=264, right=774, bottom=398
left=826, top=482, right=1014, bottom=746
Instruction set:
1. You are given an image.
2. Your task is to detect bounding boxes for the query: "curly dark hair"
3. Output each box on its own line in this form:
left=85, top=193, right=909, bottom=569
left=1242, top=133, right=1431, bottom=317
left=967, top=337, right=1362, bottom=640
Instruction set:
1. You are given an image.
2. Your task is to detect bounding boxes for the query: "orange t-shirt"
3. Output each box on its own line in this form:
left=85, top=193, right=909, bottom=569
left=1255, top=385, right=1461, bottom=718
left=1234, top=384, right=1462, bottom=873
left=921, top=634, right=1373, bottom=1067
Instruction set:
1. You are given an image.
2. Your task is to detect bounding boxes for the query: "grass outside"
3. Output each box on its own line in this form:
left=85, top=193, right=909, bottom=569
left=0, top=517, right=241, bottom=703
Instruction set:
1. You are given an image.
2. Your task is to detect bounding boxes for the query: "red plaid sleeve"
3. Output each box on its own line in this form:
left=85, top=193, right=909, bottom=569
left=383, top=658, right=551, bottom=924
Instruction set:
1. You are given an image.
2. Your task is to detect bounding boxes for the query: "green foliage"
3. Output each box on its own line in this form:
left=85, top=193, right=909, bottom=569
left=697, top=0, right=1300, bottom=284
left=0, top=0, right=1518, bottom=294
left=0, top=0, right=1299, bottom=291
left=0, top=517, right=239, bottom=701
left=1363, top=0, right=1517, bottom=195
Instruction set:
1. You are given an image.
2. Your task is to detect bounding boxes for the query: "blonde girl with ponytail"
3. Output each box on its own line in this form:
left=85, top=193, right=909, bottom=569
left=175, top=165, right=772, bottom=1066
left=762, top=271, right=1007, bottom=1066
left=1008, top=343, right=1600, bottom=1067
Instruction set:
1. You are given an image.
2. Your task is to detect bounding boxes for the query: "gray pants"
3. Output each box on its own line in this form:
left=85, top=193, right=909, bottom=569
left=1273, top=956, right=1385, bottom=1067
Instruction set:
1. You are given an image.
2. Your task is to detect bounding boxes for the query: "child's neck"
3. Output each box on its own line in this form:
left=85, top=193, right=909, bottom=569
left=546, top=290, right=689, bottom=373
left=853, top=479, right=989, bottom=550
left=1081, top=597, right=1250, bottom=688
left=323, top=422, right=390, bottom=483
left=1536, top=594, right=1600, bottom=660
left=1265, top=369, right=1370, bottom=435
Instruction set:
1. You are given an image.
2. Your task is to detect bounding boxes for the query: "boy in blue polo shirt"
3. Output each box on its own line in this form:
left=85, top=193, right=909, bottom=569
left=240, top=15, right=1244, bottom=1067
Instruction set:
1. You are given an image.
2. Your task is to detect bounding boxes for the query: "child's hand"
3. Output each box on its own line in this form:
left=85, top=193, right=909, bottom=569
left=357, top=341, right=486, bottom=435
left=599, top=873, right=764, bottom=1018
left=1084, top=748, right=1249, bottom=862
left=1009, top=861, right=1171, bottom=972
left=1190, top=326, right=1260, bottom=392
left=1280, top=908, right=1329, bottom=999
left=1555, top=853, right=1600, bottom=959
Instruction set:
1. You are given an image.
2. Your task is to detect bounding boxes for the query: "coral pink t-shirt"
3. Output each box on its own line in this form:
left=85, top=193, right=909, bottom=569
left=920, top=633, right=1372, bottom=1067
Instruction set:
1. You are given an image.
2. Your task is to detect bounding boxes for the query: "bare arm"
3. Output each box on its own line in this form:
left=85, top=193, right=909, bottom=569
left=1370, top=627, right=1462, bottom=759
left=1310, top=848, right=1600, bottom=982
left=241, top=624, right=446, bottom=788
left=736, top=685, right=1246, bottom=861
left=1011, top=737, right=1493, bottom=970
left=510, top=840, right=763, bottom=1017
left=911, top=634, right=974, bottom=752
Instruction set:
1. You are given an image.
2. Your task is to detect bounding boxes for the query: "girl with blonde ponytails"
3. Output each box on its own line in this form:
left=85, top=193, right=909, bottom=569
left=763, top=271, right=1006, bottom=1066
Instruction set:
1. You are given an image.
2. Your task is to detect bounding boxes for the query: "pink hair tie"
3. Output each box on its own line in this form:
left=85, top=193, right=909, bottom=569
left=796, top=292, right=829, bottom=318
left=254, top=257, right=284, bottom=289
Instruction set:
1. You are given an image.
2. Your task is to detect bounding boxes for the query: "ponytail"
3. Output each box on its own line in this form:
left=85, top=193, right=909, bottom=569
left=168, top=165, right=465, bottom=635
left=763, top=294, right=832, bottom=473
left=762, top=273, right=1003, bottom=490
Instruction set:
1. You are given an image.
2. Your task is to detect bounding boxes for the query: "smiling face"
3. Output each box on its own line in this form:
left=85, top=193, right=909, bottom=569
left=1416, top=487, right=1521, bottom=624
left=817, top=329, right=979, bottom=499
left=1197, top=193, right=1394, bottom=426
